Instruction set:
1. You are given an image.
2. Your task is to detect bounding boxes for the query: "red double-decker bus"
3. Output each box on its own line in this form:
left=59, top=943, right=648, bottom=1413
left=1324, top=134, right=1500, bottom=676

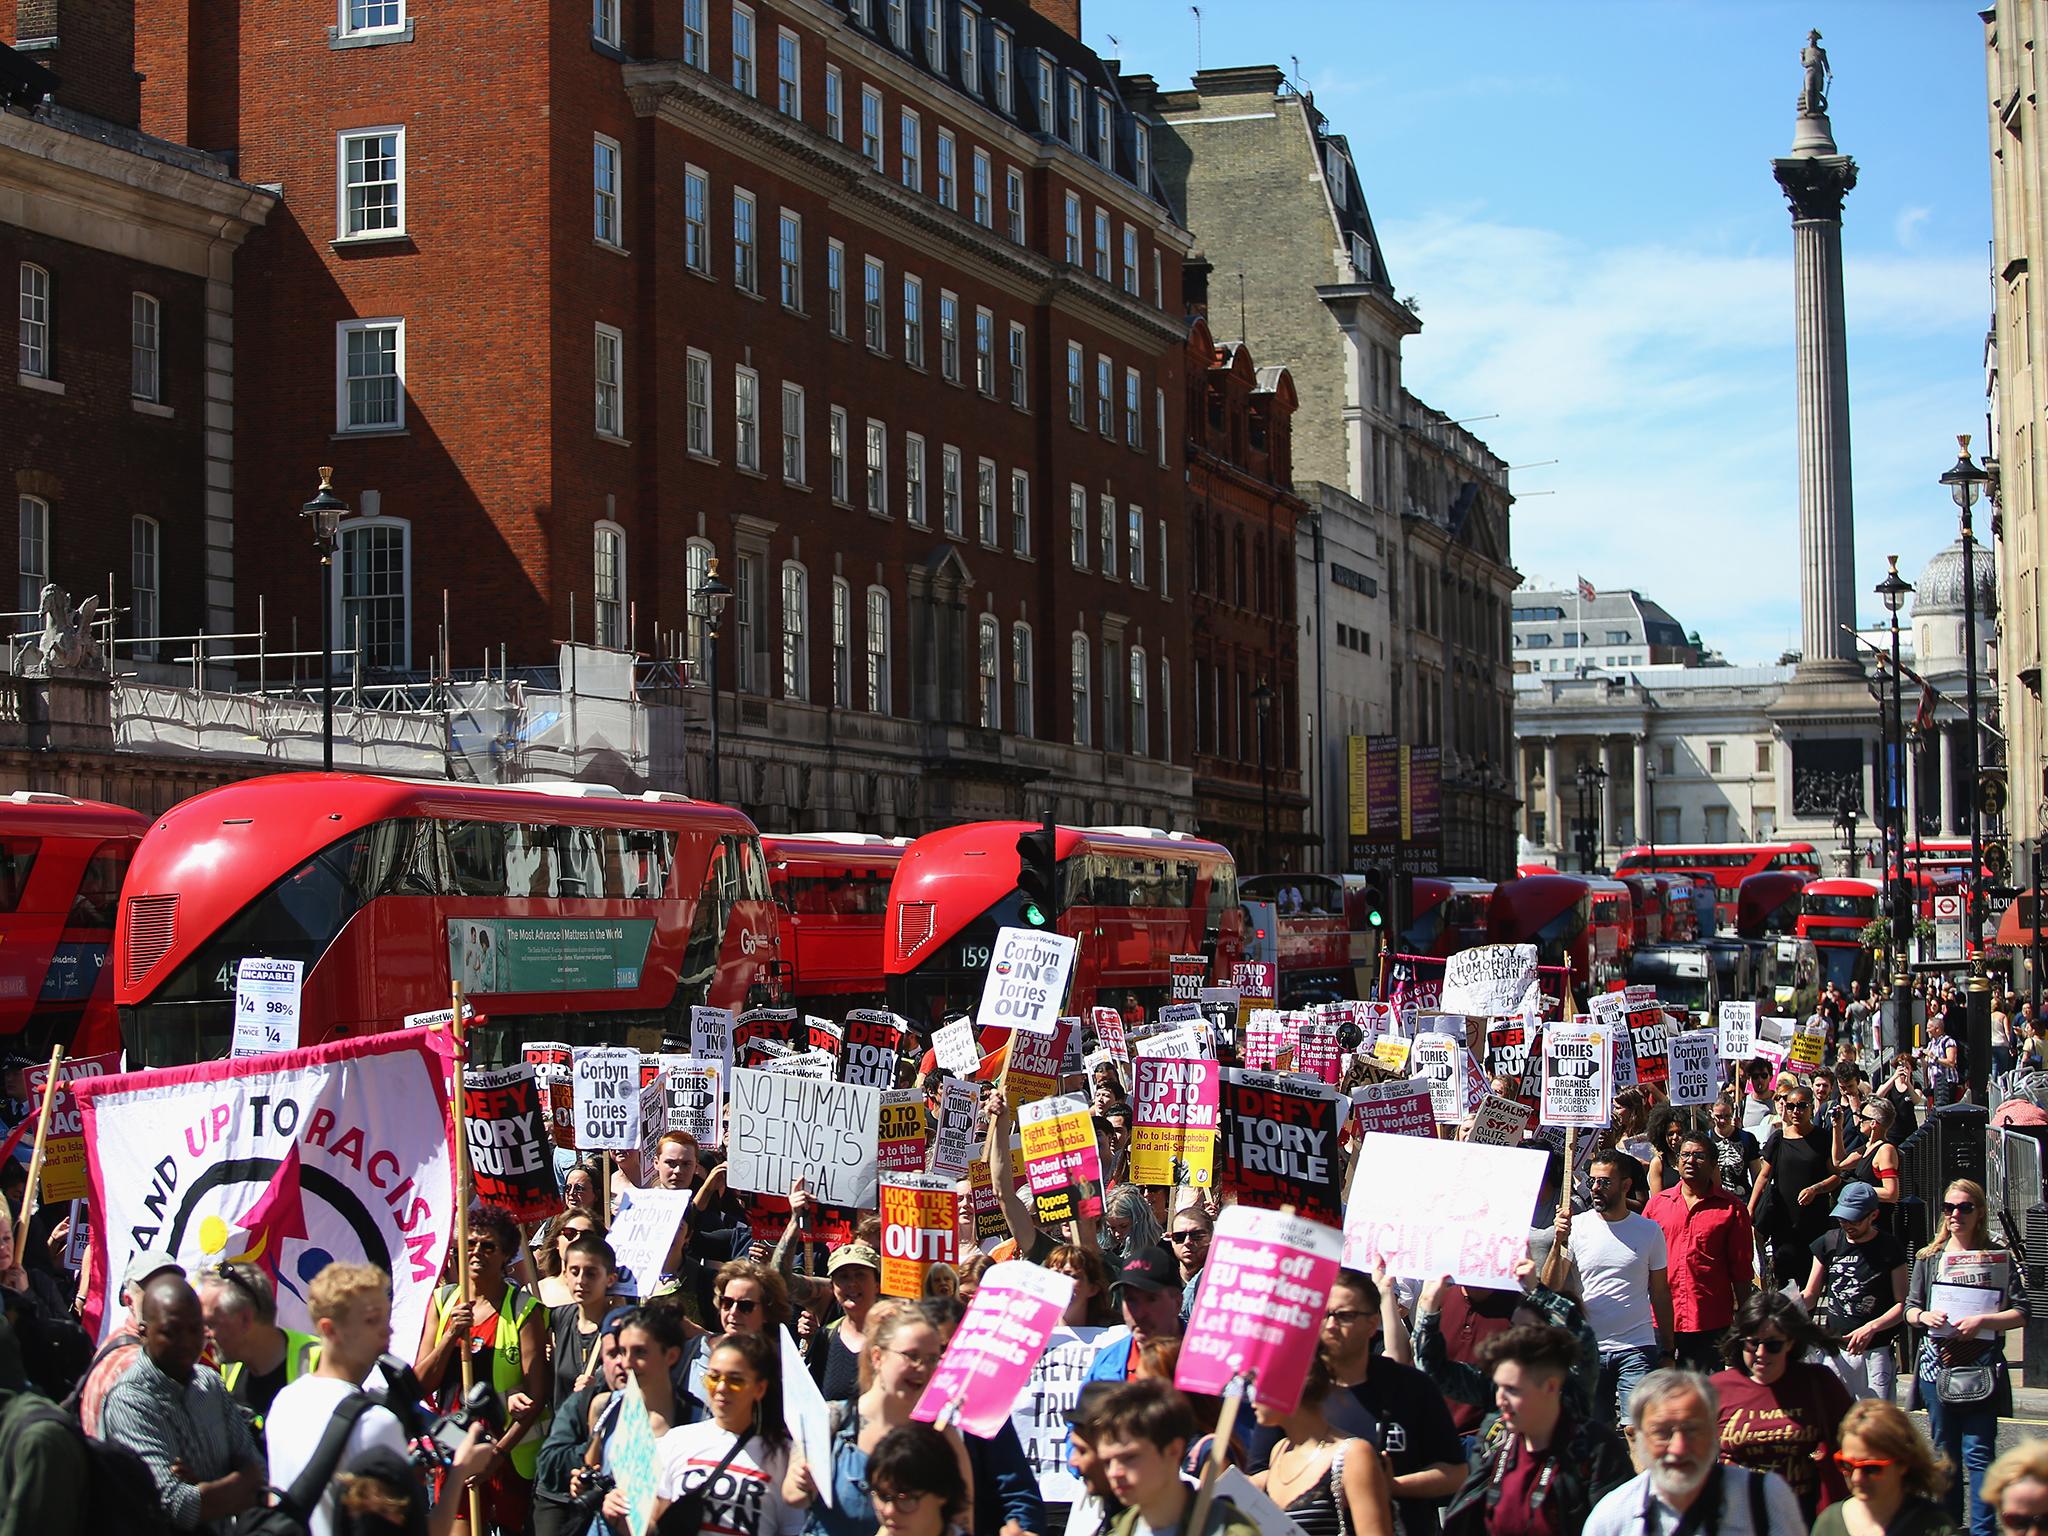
left=1399, top=878, right=1495, bottom=960
left=763, top=833, right=907, bottom=1014
left=884, top=822, right=1241, bottom=1031
left=114, top=774, right=779, bottom=1066
left=1239, top=873, right=1374, bottom=1005
left=1613, top=843, right=1822, bottom=932
left=1796, top=877, right=1879, bottom=993
left=0, top=792, right=148, bottom=1058
left=1485, top=873, right=1630, bottom=1000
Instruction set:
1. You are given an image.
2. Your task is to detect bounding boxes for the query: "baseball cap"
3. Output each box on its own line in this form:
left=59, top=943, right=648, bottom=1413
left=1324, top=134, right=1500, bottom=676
left=1830, top=1181, right=1880, bottom=1222
left=123, top=1252, right=183, bottom=1300
left=1064, top=1379, right=1120, bottom=1428
left=827, top=1241, right=882, bottom=1277
left=1109, top=1244, right=1179, bottom=1297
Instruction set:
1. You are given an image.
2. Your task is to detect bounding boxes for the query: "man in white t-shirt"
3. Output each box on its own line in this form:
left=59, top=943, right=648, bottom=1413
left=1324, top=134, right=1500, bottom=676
left=266, top=1262, right=490, bottom=1536
left=1565, top=1151, right=1674, bottom=1425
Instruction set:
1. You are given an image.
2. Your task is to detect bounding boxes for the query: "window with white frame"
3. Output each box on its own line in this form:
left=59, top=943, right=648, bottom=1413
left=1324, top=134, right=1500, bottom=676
left=735, top=553, right=759, bottom=692
left=130, top=515, right=160, bottom=658
left=341, top=0, right=403, bottom=36
left=1157, top=517, right=1169, bottom=597
left=1004, top=167, right=1024, bottom=243
left=684, top=166, right=709, bottom=273
left=885, top=0, right=905, bottom=47
left=1130, top=645, right=1148, bottom=755
left=938, top=290, right=960, bottom=382
left=959, top=2, right=980, bottom=91
left=973, top=307, right=994, bottom=394
left=941, top=445, right=963, bottom=535
left=1092, top=208, right=1110, bottom=280
left=780, top=381, right=805, bottom=482
left=899, top=108, right=921, bottom=190
left=904, top=432, right=927, bottom=525
left=686, top=349, right=713, bottom=456
left=1158, top=655, right=1170, bottom=757
left=781, top=561, right=809, bottom=699
left=971, top=149, right=991, bottom=225
left=1134, top=120, right=1151, bottom=190
left=17, top=496, right=48, bottom=618
left=733, top=189, right=758, bottom=292
left=1152, top=248, right=1164, bottom=308
left=1068, top=485, right=1088, bottom=568
left=977, top=614, right=1000, bottom=728
left=1064, top=342, right=1085, bottom=424
left=865, top=418, right=887, bottom=512
left=1099, top=492, right=1117, bottom=576
left=992, top=26, right=1013, bottom=110
left=594, top=522, right=626, bottom=646
left=831, top=578, right=851, bottom=706
left=865, top=586, right=891, bottom=712
left=336, top=318, right=403, bottom=431
left=338, top=516, right=410, bottom=670
left=594, top=325, right=623, bottom=436
left=826, top=240, right=846, bottom=334
left=18, top=264, right=49, bottom=379
left=593, top=134, right=622, bottom=246
left=734, top=365, right=759, bottom=469
left=824, top=64, right=843, bottom=139
left=777, top=208, right=802, bottom=307
left=936, top=130, right=957, bottom=209
left=1121, top=224, right=1139, bottom=294
left=1096, top=92, right=1113, bottom=166
left=861, top=86, right=883, bottom=170
left=683, top=0, right=706, bottom=64
left=1036, top=53, right=1056, bottom=132
left=686, top=540, right=712, bottom=661
left=1069, top=631, right=1090, bottom=746
left=339, top=127, right=403, bottom=237
left=924, top=0, right=943, bottom=66
left=731, top=4, right=756, bottom=93
left=130, top=293, right=160, bottom=402
left=848, top=0, right=870, bottom=25
left=776, top=28, right=800, bottom=114
left=1127, top=505, right=1144, bottom=585
left=976, top=458, right=997, bottom=544
left=1066, top=70, right=1085, bottom=146
left=829, top=405, right=849, bottom=500
left=1010, top=468, right=1030, bottom=555
left=863, top=256, right=886, bottom=351
left=902, top=275, right=925, bottom=367
left=1095, top=353, right=1112, bottom=435
left=1155, top=387, right=1166, bottom=468
left=1124, top=366, right=1141, bottom=449
left=1063, top=193, right=1082, bottom=264
left=1006, top=322, right=1026, bottom=408
left=1011, top=622, right=1033, bottom=734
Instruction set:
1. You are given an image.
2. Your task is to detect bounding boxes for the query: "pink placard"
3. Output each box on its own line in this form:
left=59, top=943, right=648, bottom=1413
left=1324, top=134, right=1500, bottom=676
left=913, top=1260, right=1075, bottom=1438
left=1351, top=1079, right=1438, bottom=1139
left=1294, top=1021, right=1343, bottom=1085
left=1175, top=1205, right=1344, bottom=1415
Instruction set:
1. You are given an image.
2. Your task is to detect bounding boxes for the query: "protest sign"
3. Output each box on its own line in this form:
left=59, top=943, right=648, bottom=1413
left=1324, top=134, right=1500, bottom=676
left=841, top=1009, right=903, bottom=1089
left=571, top=1046, right=641, bottom=1150
left=1350, top=1078, right=1438, bottom=1139
left=25, top=1050, right=120, bottom=1203
left=1089, top=1007, right=1130, bottom=1077
left=231, top=957, right=303, bottom=1058
left=1540, top=1025, right=1614, bottom=1129
left=461, top=1065, right=560, bottom=1225
left=1667, top=1030, right=1722, bottom=1107
left=1003, top=1016, right=1072, bottom=1106
left=978, top=927, right=1078, bottom=1036
left=75, top=1030, right=455, bottom=1347
left=1371, top=1035, right=1412, bottom=1073
left=1438, top=944, right=1538, bottom=1017
left=931, top=1077, right=978, bottom=1180
left=1485, top=1017, right=1536, bottom=1098
left=1789, top=1022, right=1828, bottom=1072
left=763, top=1049, right=837, bottom=1079
left=1410, top=1031, right=1465, bottom=1124
left=1018, top=1093, right=1101, bottom=1223
left=522, top=1042, right=575, bottom=1148
left=608, top=1376, right=663, bottom=1536
left=690, top=1005, right=734, bottom=1071
left=727, top=1069, right=880, bottom=1209
left=1342, top=1133, right=1548, bottom=1289
left=1465, top=1094, right=1535, bottom=1147
left=734, top=1007, right=796, bottom=1059
left=606, top=1186, right=692, bottom=1297
left=1243, top=1011, right=1296, bottom=1071
left=1011, top=1325, right=1109, bottom=1504
left=636, top=1075, right=668, bottom=1169
left=1134, top=1025, right=1208, bottom=1061
left=1129, top=1057, right=1220, bottom=1186
left=779, top=1326, right=835, bottom=1508
left=1628, top=1003, right=1673, bottom=1087
left=1754, top=1036, right=1789, bottom=1071
left=932, top=1017, right=982, bottom=1079
left=878, top=1090, right=929, bottom=1175
left=1177, top=1205, right=1343, bottom=1414
left=1717, top=1001, right=1757, bottom=1060
left=1220, top=1070, right=1343, bottom=1225
left=665, top=1058, right=723, bottom=1149
left=1171, top=954, right=1208, bottom=1002
left=913, top=1260, right=1074, bottom=1437
left=804, top=1016, right=844, bottom=1058
left=1157, top=1002, right=1203, bottom=1026
left=879, top=1173, right=960, bottom=1296
left=1294, top=1018, right=1343, bottom=1086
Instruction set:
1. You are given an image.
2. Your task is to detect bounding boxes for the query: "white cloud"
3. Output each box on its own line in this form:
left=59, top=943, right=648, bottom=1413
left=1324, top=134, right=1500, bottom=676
left=1895, top=205, right=1932, bottom=247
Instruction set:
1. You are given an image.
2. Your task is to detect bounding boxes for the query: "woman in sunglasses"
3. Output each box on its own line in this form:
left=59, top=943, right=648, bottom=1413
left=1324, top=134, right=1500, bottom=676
left=668, top=1259, right=792, bottom=1430
left=1711, top=1287, right=1854, bottom=1522
left=536, top=1209, right=608, bottom=1308
left=1982, top=1442, right=2048, bottom=1536
left=1750, top=1079, right=1839, bottom=1287
left=1906, top=1179, right=2026, bottom=1536
left=646, top=1330, right=796, bottom=1536
left=1809, top=1399, right=1958, bottom=1536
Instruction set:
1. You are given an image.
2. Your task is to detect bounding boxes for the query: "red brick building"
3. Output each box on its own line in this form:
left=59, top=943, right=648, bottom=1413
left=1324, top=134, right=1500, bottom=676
left=1184, top=317, right=1307, bottom=871
left=130, top=0, right=1196, bottom=832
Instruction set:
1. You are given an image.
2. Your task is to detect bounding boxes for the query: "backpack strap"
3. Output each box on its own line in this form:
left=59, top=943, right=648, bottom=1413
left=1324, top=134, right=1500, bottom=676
left=272, top=1391, right=377, bottom=1521
left=1745, top=1468, right=1769, bottom=1536
left=59, top=1334, right=137, bottom=1416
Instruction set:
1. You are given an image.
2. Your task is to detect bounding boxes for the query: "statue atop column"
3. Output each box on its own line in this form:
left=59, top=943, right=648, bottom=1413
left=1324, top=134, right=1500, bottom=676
left=1798, top=30, right=1831, bottom=117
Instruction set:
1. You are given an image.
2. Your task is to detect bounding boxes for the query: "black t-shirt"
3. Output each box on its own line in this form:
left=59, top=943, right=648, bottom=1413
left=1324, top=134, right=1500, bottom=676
left=1249, top=1353, right=1462, bottom=1533
left=1879, top=1082, right=1919, bottom=1143
left=234, top=1356, right=289, bottom=1423
left=818, top=1322, right=862, bottom=1402
left=1760, top=1130, right=1833, bottom=1244
left=1808, top=1227, right=1908, bottom=1338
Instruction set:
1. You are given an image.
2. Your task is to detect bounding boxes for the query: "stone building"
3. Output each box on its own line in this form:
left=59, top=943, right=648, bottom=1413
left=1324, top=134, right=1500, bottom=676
left=1512, top=586, right=1701, bottom=676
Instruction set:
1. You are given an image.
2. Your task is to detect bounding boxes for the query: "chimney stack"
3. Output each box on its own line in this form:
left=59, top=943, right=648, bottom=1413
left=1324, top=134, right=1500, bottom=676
left=9, top=0, right=141, bottom=125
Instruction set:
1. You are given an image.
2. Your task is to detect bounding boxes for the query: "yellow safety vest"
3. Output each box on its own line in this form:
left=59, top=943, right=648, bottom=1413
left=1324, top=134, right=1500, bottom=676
left=435, top=1282, right=542, bottom=1479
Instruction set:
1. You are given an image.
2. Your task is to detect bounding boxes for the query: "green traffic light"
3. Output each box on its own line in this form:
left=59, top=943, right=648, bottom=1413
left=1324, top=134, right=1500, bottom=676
left=1368, top=910, right=1384, bottom=929
left=1022, top=901, right=1047, bottom=927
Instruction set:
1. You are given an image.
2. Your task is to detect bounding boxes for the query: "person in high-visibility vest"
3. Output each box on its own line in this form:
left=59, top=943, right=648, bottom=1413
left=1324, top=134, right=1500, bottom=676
left=196, top=1261, right=321, bottom=1443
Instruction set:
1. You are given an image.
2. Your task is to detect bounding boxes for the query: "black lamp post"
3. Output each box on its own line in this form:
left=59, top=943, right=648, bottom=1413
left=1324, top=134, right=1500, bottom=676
left=1646, top=759, right=1658, bottom=868
left=299, top=467, right=351, bottom=773
left=693, top=557, right=733, bottom=804
left=1254, top=679, right=1275, bottom=871
left=1574, top=758, right=1608, bottom=874
left=1876, top=554, right=1914, bottom=1046
left=1939, top=434, right=1993, bottom=1097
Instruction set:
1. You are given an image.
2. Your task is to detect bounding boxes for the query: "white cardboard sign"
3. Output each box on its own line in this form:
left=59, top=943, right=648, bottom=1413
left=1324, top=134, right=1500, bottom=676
left=977, top=926, right=1078, bottom=1037
left=231, top=958, right=303, bottom=1058
left=1342, top=1133, right=1549, bottom=1289
left=1667, top=1030, right=1723, bottom=1107
left=571, top=1046, right=642, bottom=1150
left=1438, top=943, right=1539, bottom=1018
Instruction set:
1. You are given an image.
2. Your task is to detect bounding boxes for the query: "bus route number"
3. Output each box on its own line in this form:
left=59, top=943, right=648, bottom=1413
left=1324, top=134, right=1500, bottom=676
left=958, top=944, right=992, bottom=971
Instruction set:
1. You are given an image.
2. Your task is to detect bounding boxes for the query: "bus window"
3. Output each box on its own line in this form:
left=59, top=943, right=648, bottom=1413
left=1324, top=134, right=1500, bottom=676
left=0, top=839, right=38, bottom=914
left=68, top=842, right=130, bottom=930
left=444, top=821, right=508, bottom=896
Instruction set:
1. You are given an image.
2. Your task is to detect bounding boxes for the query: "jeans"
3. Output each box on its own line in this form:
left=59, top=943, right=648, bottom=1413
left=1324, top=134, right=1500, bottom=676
left=1598, top=1344, right=1663, bottom=1424
left=1923, top=1371, right=2000, bottom=1536
left=1826, top=1343, right=1897, bottom=1402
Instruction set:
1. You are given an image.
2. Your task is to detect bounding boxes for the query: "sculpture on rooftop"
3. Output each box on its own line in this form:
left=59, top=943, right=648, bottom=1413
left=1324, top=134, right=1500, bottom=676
left=22, top=585, right=107, bottom=678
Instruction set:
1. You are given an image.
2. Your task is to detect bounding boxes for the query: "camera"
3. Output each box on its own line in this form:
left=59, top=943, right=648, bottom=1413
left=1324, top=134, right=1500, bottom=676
left=569, top=1470, right=616, bottom=1520
left=370, top=1353, right=506, bottom=1471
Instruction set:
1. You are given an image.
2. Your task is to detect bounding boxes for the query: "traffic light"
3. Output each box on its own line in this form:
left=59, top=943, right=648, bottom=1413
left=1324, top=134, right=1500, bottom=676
left=1362, top=868, right=1388, bottom=931
left=1987, top=839, right=2011, bottom=881
left=1979, top=769, right=2008, bottom=821
left=1015, top=823, right=1058, bottom=927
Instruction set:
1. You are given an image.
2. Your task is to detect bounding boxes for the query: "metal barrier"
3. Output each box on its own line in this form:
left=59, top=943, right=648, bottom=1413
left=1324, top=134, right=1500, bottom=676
left=1991, top=1124, right=2048, bottom=1251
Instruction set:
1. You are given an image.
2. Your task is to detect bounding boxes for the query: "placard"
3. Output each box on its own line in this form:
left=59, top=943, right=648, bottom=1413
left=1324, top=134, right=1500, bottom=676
left=913, top=1260, right=1074, bottom=1438
left=1171, top=954, right=1208, bottom=1002
left=462, top=1065, right=562, bottom=1224
left=1667, top=1030, right=1722, bottom=1107
left=1134, top=1025, right=1209, bottom=1061
left=933, top=1017, right=983, bottom=1079
left=637, top=1075, right=668, bottom=1169
left=762, top=1049, right=837, bottom=1079
left=1438, top=944, right=1538, bottom=1017
left=1017, top=1093, right=1101, bottom=1224
left=931, top=1077, right=978, bottom=1180
left=666, top=1057, right=724, bottom=1150
left=25, top=1050, right=121, bottom=1203
left=1789, top=1022, right=1828, bottom=1072
left=841, top=1009, right=903, bottom=1089
left=1089, top=1007, right=1130, bottom=1077
left=978, top=927, right=1079, bottom=1037
left=804, top=1016, right=844, bottom=1058
left=571, top=1046, right=641, bottom=1150
left=1350, top=1078, right=1438, bottom=1140
left=1342, top=1133, right=1549, bottom=1289
left=1540, top=1025, right=1614, bottom=1129
left=1243, top=1010, right=1296, bottom=1071
left=598, top=1185, right=693, bottom=1298
left=880, top=1173, right=960, bottom=1297
left=1294, top=1019, right=1343, bottom=1086
left=1485, top=1017, right=1536, bottom=1097
left=608, top=1376, right=664, bottom=1536
left=690, top=1005, right=734, bottom=1071
left=726, top=1068, right=880, bottom=1209
left=1130, top=1057, right=1220, bottom=1186
left=1628, top=1004, right=1673, bottom=1087
left=1010, top=1326, right=1109, bottom=1504
left=1717, top=1001, right=1757, bottom=1061
left=1004, top=1016, right=1072, bottom=1106
left=1371, top=1035, right=1412, bottom=1073
left=1465, top=1094, right=1534, bottom=1148
left=1176, top=1204, right=1343, bottom=1415
left=1220, top=1070, right=1343, bottom=1225
left=231, top=957, right=303, bottom=1058
left=1410, top=1031, right=1464, bottom=1124
left=879, top=1090, right=929, bottom=1175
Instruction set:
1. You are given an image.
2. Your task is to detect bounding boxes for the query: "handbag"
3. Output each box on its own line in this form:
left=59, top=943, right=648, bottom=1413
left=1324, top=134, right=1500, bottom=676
left=654, top=1431, right=750, bottom=1536
left=1935, top=1361, right=1997, bottom=1404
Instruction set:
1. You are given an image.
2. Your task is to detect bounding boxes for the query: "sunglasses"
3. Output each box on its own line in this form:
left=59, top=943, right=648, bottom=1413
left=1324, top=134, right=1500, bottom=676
left=1943, top=1201, right=1978, bottom=1216
left=1167, top=1231, right=1208, bottom=1245
left=1742, top=1337, right=1790, bottom=1355
left=1834, top=1454, right=1897, bottom=1472
left=2002, top=1517, right=2048, bottom=1535
left=718, top=1296, right=760, bottom=1315
left=702, top=1369, right=757, bottom=1390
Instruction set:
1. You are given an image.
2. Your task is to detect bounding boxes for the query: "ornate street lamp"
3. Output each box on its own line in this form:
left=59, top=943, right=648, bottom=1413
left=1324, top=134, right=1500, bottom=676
left=1939, top=435, right=1992, bottom=1095
left=1876, top=553, right=1914, bottom=1047
left=693, top=558, right=733, bottom=804
left=299, top=468, right=351, bottom=773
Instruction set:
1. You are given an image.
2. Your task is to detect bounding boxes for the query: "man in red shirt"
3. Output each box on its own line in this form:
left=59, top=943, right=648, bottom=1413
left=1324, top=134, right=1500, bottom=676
left=1644, top=1132, right=1754, bottom=1372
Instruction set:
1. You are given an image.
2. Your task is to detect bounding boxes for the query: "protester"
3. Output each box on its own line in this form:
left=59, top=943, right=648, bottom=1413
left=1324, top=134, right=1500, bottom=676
left=814, top=1242, right=881, bottom=1400
left=1087, top=1246, right=1185, bottom=1382
left=1564, top=1151, right=1674, bottom=1423
left=1878, top=1056, right=1921, bottom=1144
left=1582, top=1370, right=1805, bottom=1536
left=1809, top=1399, right=1959, bottom=1536
left=1248, top=1351, right=1394, bottom=1536
left=1047, top=1243, right=1117, bottom=1328
left=1094, top=1379, right=1259, bottom=1536
left=1712, top=1288, right=1853, bottom=1521
left=1100, top=1185, right=1163, bottom=1271
left=1905, top=1178, right=2026, bottom=1536
left=915, top=1296, right=1050, bottom=1536
left=1414, top=1263, right=1602, bottom=1420
left=1801, top=1181, right=1909, bottom=1402
left=533, top=1209, right=606, bottom=1308
left=1922, top=1019, right=1962, bottom=1109
left=545, top=1233, right=618, bottom=1407
left=77, top=1251, right=182, bottom=1434
left=1166, top=1205, right=1214, bottom=1321
left=196, top=1260, right=321, bottom=1445
left=1645, top=1133, right=1755, bottom=1370
left=1751, top=1080, right=1838, bottom=1287
left=1066, top=1381, right=1129, bottom=1536
left=534, top=1306, right=632, bottom=1536
left=858, top=1422, right=973, bottom=1536
left=98, top=1273, right=266, bottom=1535
left=1742, top=1063, right=1779, bottom=1135
left=643, top=1330, right=798, bottom=1536
left=562, top=1161, right=602, bottom=1217
left=1708, top=1092, right=1762, bottom=1204
left=574, top=1305, right=689, bottom=1520
left=1645, top=1107, right=1687, bottom=1196
left=0, top=1314, right=87, bottom=1536
left=1982, top=1444, right=2048, bottom=1536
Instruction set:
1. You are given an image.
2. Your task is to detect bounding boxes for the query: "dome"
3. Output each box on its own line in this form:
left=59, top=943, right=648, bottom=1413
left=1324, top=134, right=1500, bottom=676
left=1911, top=537, right=1996, bottom=619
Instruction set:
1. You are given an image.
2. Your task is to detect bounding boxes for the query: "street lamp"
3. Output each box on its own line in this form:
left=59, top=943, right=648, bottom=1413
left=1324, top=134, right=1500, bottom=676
left=1939, top=433, right=1993, bottom=1096
left=1876, top=553, right=1914, bottom=1048
left=1646, top=760, right=1659, bottom=869
left=299, top=467, right=351, bottom=773
left=692, top=557, right=733, bottom=804
left=1574, top=758, right=1608, bottom=874
left=1253, top=679, right=1275, bottom=871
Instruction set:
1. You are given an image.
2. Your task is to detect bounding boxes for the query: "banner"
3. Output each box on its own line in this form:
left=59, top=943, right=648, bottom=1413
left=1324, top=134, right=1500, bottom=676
left=1129, top=1057, right=1220, bottom=1187
left=1342, top=1133, right=1548, bottom=1289
left=1176, top=1205, right=1343, bottom=1415
left=726, top=1069, right=880, bottom=1209
left=1540, top=1025, right=1614, bottom=1129
left=1465, top=1094, right=1534, bottom=1148
left=1717, top=1001, right=1757, bottom=1060
left=841, top=1010, right=902, bottom=1089
left=74, top=1031, right=454, bottom=1347
left=1667, top=1030, right=1722, bottom=1107
left=1004, top=1017, right=1072, bottom=1106
left=1220, top=1070, right=1343, bottom=1225
left=931, top=1078, right=978, bottom=1180
left=26, top=1050, right=121, bottom=1203
left=879, top=1173, right=960, bottom=1297
left=1439, top=944, right=1538, bottom=1017
left=462, top=1065, right=561, bottom=1225
left=606, top=1186, right=692, bottom=1298
left=913, top=1260, right=1073, bottom=1438
left=1294, top=1019, right=1343, bottom=1086
left=1350, top=1079, right=1438, bottom=1139
left=1011, top=1326, right=1108, bottom=1503
left=878, top=1091, right=929, bottom=1175
left=1017, top=1094, right=1101, bottom=1224
left=447, top=917, right=654, bottom=995
left=978, top=927, right=1078, bottom=1037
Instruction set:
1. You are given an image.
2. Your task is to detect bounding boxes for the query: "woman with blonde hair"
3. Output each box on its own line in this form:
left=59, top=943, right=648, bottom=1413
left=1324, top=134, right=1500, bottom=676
left=1905, top=1179, right=2026, bottom=1536
left=1810, top=1399, right=1958, bottom=1536
left=1982, top=1443, right=2048, bottom=1536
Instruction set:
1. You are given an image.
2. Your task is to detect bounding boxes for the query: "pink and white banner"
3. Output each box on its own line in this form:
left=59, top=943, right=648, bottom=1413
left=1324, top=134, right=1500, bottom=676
left=914, top=1259, right=1074, bottom=1438
left=1175, top=1204, right=1343, bottom=1415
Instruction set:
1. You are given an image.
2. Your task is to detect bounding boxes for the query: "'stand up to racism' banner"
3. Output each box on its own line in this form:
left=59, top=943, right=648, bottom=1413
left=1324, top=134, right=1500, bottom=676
left=1220, top=1070, right=1343, bottom=1225
left=74, top=1030, right=456, bottom=1347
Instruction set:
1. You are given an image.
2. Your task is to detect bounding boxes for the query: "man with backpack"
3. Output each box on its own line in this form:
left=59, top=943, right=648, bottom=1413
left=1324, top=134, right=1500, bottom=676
left=0, top=1313, right=87, bottom=1536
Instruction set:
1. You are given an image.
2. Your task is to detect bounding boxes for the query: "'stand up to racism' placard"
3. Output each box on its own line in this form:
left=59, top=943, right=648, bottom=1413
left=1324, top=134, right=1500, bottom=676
left=726, top=1068, right=880, bottom=1209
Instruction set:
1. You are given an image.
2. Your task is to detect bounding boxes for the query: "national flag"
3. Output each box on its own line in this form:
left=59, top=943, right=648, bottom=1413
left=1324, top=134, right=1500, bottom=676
left=1576, top=575, right=1596, bottom=603
left=1914, top=678, right=1938, bottom=736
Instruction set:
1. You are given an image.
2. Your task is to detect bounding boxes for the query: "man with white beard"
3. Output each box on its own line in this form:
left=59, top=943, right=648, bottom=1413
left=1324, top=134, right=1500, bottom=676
left=1582, top=1372, right=1804, bottom=1536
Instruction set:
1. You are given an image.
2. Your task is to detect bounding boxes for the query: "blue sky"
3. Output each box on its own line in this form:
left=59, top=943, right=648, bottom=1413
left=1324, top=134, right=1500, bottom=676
left=1091, top=0, right=1993, bottom=665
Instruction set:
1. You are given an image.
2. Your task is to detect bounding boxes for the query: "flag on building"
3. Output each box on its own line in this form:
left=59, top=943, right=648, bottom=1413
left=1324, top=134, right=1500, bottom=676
left=1576, top=576, right=1596, bottom=603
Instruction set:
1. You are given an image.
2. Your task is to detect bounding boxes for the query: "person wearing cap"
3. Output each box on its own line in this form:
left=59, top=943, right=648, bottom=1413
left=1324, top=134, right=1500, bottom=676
left=1085, top=1245, right=1184, bottom=1383
left=1801, top=1180, right=1910, bottom=1402
left=817, top=1240, right=882, bottom=1402
left=75, top=1250, right=181, bottom=1435
left=534, top=1305, right=634, bottom=1536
